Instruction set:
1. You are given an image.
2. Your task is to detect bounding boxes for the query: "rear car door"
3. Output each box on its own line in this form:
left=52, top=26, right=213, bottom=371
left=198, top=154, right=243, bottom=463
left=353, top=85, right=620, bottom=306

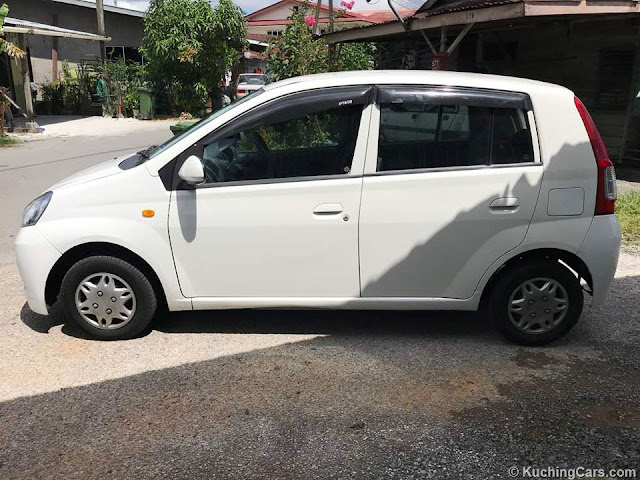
left=359, top=86, right=544, bottom=299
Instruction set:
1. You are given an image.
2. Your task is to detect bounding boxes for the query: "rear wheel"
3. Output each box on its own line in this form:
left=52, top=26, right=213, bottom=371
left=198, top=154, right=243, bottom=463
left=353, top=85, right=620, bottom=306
left=60, top=256, right=157, bottom=340
left=489, top=261, right=583, bottom=345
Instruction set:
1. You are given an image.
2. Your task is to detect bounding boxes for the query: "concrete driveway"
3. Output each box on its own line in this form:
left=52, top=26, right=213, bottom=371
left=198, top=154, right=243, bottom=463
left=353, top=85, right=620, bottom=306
left=0, top=122, right=639, bottom=479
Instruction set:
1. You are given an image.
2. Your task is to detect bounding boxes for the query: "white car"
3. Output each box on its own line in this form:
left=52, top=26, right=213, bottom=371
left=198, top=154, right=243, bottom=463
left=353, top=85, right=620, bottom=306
left=234, top=73, right=267, bottom=99
left=15, top=70, right=621, bottom=344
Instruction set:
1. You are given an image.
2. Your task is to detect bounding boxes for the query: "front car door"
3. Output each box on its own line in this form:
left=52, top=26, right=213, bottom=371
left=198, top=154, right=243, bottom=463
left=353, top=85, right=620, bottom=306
left=359, top=86, right=543, bottom=299
left=167, top=86, right=373, bottom=302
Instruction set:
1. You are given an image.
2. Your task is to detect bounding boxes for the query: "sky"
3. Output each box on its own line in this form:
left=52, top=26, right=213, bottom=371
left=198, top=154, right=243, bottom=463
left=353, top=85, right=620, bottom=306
left=105, top=0, right=402, bottom=14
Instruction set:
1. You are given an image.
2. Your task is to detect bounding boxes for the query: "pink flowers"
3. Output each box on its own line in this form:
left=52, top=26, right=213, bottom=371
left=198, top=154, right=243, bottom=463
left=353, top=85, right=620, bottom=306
left=304, top=15, right=316, bottom=27
left=340, top=0, right=354, bottom=10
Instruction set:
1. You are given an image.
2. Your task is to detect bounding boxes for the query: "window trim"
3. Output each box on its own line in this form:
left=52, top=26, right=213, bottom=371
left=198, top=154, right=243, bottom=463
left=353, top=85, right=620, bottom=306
left=164, top=86, right=374, bottom=191
left=368, top=85, right=538, bottom=175
left=377, top=86, right=533, bottom=110
left=193, top=173, right=363, bottom=190
left=364, top=161, right=543, bottom=179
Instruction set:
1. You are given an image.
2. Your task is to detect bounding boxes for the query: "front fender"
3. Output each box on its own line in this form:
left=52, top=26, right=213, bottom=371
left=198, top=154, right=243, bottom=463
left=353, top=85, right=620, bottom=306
left=38, top=217, right=190, bottom=311
left=36, top=168, right=190, bottom=311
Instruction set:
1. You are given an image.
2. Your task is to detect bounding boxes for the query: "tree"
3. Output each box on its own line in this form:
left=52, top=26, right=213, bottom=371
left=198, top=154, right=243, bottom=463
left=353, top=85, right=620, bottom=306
left=141, top=0, right=245, bottom=114
left=0, top=3, right=25, bottom=58
left=266, top=2, right=373, bottom=82
left=265, top=6, right=326, bottom=82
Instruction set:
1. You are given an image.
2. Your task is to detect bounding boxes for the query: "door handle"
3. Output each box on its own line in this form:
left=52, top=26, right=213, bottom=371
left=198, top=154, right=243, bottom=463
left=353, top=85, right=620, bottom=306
left=489, top=197, right=520, bottom=213
left=313, top=203, right=343, bottom=215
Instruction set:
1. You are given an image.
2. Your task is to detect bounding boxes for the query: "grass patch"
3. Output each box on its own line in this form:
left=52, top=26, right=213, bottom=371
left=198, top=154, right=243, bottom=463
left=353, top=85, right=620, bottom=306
left=617, top=192, right=640, bottom=244
left=0, top=136, right=19, bottom=147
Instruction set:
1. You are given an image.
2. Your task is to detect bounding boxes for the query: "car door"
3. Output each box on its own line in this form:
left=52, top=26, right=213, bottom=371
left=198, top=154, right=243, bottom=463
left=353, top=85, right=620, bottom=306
left=167, top=86, right=372, bottom=300
left=359, top=86, right=543, bottom=299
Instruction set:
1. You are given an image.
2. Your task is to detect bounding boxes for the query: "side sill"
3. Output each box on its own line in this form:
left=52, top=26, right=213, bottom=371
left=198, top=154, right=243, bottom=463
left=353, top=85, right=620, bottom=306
left=189, top=294, right=481, bottom=311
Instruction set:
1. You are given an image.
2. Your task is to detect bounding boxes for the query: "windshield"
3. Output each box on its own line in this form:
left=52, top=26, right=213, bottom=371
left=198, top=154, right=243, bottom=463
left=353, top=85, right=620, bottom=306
left=146, top=89, right=264, bottom=160
left=238, top=74, right=266, bottom=85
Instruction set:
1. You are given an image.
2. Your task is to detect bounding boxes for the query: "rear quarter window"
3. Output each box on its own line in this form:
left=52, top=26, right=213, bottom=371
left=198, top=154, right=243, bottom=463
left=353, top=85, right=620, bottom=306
left=377, top=87, right=535, bottom=172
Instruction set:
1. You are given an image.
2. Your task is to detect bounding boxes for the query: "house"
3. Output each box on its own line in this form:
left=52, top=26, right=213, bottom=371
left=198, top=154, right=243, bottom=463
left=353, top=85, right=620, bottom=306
left=4, top=0, right=144, bottom=86
left=322, top=0, right=640, bottom=166
left=242, top=0, right=415, bottom=76
left=246, top=0, right=415, bottom=39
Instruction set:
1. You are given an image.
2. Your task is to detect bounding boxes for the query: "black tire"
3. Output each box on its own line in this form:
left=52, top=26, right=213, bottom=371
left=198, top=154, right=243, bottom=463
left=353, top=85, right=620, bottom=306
left=489, top=260, right=583, bottom=345
left=60, top=256, right=157, bottom=340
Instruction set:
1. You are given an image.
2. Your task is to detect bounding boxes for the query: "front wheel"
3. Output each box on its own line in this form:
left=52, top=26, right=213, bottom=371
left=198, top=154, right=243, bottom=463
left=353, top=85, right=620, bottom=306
left=60, top=256, right=157, bottom=340
left=489, top=261, right=584, bottom=345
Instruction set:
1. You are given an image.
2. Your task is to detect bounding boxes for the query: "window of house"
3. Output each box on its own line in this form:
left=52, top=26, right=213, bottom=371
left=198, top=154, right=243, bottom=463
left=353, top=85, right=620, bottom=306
left=106, top=46, right=143, bottom=64
left=106, top=46, right=125, bottom=60
left=377, top=88, right=534, bottom=171
left=199, top=99, right=364, bottom=184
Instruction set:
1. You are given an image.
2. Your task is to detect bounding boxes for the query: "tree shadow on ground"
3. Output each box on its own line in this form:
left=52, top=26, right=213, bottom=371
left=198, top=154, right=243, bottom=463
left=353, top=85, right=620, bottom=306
left=9, top=275, right=640, bottom=480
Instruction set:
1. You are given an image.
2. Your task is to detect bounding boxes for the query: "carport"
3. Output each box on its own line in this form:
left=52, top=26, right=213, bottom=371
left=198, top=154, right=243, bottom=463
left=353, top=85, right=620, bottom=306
left=1, top=17, right=109, bottom=127
left=323, top=0, right=640, bottom=165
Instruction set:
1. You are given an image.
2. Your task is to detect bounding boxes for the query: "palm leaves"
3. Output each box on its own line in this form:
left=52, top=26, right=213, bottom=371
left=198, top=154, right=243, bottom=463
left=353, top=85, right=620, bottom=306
left=0, top=3, right=25, bottom=59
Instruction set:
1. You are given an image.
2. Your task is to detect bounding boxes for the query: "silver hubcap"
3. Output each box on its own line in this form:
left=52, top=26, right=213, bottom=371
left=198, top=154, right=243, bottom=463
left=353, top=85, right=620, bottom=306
left=508, top=277, right=568, bottom=334
left=75, top=272, right=136, bottom=330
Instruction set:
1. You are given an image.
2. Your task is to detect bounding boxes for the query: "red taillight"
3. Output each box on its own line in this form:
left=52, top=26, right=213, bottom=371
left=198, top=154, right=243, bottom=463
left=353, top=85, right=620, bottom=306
left=237, top=89, right=246, bottom=94
left=574, top=96, right=617, bottom=215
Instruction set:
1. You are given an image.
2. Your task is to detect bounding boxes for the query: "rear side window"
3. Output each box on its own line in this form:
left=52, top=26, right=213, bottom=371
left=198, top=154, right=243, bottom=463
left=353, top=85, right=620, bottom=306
left=377, top=87, right=534, bottom=172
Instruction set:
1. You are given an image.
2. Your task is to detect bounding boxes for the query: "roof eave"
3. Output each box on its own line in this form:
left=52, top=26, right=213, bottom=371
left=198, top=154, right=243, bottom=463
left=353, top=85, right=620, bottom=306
left=3, top=26, right=111, bottom=41
left=51, top=0, right=145, bottom=17
left=323, top=2, right=524, bottom=43
left=323, top=0, right=640, bottom=43
left=3, top=17, right=111, bottom=41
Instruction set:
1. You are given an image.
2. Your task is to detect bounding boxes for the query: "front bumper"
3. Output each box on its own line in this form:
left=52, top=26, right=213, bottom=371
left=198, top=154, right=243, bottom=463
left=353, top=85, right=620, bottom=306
left=14, top=226, right=61, bottom=315
left=577, top=214, right=621, bottom=309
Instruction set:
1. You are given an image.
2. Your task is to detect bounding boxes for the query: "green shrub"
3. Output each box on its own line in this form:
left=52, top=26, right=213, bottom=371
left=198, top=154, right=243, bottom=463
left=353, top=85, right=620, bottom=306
left=617, top=192, right=640, bottom=244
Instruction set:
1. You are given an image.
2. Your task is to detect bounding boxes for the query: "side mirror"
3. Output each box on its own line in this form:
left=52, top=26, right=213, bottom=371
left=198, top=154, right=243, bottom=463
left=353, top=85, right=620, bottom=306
left=178, top=155, right=205, bottom=185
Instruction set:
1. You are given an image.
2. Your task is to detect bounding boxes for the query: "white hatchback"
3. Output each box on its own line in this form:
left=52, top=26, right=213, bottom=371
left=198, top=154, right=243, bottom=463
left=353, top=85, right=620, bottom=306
left=15, top=71, right=621, bottom=344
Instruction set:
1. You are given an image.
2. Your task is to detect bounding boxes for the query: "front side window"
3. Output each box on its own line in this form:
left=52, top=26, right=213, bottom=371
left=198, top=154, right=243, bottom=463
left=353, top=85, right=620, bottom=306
left=377, top=88, right=534, bottom=172
left=199, top=94, right=365, bottom=184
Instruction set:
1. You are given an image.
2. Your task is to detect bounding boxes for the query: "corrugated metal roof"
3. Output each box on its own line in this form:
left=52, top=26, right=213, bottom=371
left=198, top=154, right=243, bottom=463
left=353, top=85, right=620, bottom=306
left=353, top=8, right=418, bottom=23
left=3, top=17, right=110, bottom=41
left=416, top=0, right=521, bottom=16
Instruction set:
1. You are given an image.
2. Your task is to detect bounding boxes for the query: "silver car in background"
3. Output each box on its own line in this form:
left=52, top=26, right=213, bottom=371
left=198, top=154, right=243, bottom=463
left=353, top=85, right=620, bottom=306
left=235, top=73, right=267, bottom=99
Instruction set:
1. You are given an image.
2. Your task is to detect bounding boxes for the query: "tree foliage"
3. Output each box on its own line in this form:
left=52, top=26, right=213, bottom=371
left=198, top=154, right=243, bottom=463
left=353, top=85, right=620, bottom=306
left=0, top=3, right=25, bottom=58
left=335, top=42, right=374, bottom=72
left=266, top=2, right=373, bottom=82
left=141, top=0, right=246, bottom=114
left=265, top=5, right=326, bottom=81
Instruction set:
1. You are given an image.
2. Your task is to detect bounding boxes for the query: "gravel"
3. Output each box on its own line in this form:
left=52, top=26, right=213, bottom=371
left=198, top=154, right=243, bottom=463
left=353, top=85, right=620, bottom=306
left=1, top=126, right=638, bottom=479
left=0, top=252, right=638, bottom=479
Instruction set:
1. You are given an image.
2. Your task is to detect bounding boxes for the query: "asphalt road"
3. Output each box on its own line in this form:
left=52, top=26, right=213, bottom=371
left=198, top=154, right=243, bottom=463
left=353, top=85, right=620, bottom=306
left=0, top=124, right=639, bottom=479
left=0, top=122, right=173, bottom=264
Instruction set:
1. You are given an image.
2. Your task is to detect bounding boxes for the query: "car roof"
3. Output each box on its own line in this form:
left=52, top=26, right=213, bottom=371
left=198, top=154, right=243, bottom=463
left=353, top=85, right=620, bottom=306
left=263, top=70, right=568, bottom=96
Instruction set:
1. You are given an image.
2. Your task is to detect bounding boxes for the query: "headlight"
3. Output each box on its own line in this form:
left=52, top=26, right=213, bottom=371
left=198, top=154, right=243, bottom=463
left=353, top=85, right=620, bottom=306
left=22, top=191, right=53, bottom=227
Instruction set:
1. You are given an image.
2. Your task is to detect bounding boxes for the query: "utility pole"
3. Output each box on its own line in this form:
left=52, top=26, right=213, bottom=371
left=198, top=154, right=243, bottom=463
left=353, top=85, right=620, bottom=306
left=313, top=0, right=322, bottom=36
left=328, top=0, right=334, bottom=33
left=96, top=0, right=106, bottom=62
left=51, top=14, right=59, bottom=80
left=328, top=0, right=335, bottom=69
